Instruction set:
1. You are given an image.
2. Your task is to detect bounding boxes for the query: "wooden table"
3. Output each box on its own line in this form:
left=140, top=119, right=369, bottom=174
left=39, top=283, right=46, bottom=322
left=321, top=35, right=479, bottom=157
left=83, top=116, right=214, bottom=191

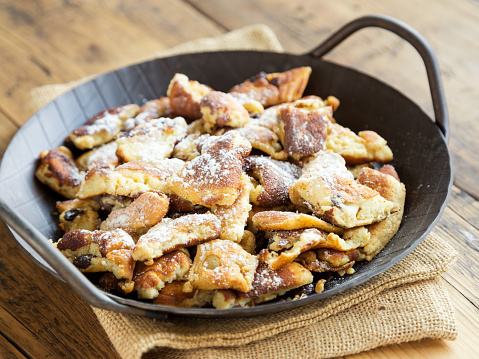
left=0, top=1, right=478, bottom=358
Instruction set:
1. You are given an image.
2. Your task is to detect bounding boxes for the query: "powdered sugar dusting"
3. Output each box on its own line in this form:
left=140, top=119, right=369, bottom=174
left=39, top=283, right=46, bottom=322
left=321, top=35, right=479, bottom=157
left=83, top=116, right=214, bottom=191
left=123, top=111, right=159, bottom=132
left=251, top=106, right=279, bottom=130
left=229, top=92, right=252, bottom=104
left=249, top=156, right=300, bottom=180
left=86, top=142, right=118, bottom=169
left=104, top=211, right=133, bottom=229
left=92, top=228, right=135, bottom=252
left=256, top=264, right=283, bottom=287
left=85, top=112, right=122, bottom=135
left=303, top=151, right=353, bottom=191
left=176, top=132, right=250, bottom=189
left=117, top=117, right=187, bottom=163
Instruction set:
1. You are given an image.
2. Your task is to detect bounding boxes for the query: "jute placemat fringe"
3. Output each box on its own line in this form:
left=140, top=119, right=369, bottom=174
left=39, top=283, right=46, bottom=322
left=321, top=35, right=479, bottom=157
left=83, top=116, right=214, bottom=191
left=91, top=233, right=457, bottom=359
left=28, top=25, right=458, bottom=359
left=142, top=278, right=456, bottom=359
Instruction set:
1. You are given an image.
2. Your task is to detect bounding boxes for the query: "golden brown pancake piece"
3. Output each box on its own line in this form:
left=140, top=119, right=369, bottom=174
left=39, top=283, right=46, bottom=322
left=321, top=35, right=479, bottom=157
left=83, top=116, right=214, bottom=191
left=325, top=123, right=393, bottom=164
left=133, top=213, right=221, bottom=263
left=122, top=97, right=175, bottom=132
left=290, top=151, right=396, bottom=228
left=356, top=167, right=406, bottom=260
left=116, top=117, right=187, bottom=163
left=187, top=239, right=258, bottom=292
left=212, top=261, right=313, bottom=308
left=103, top=159, right=185, bottom=198
left=35, top=147, right=84, bottom=199
left=68, top=104, right=139, bottom=150
left=167, top=73, right=212, bottom=120
left=211, top=173, right=252, bottom=242
left=200, top=91, right=250, bottom=133
left=100, top=192, right=170, bottom=237
left=278, top=104, right=331, bottom=160
left=56, top=228, right=136, bottom=280
left=244, top=156, right=301, bottom=207
left=168, top=131, right=252, bottom=207
left=229, top=67, right=312, bottom=108
left=296, top=248, right=358, bottom=273
left=153, top=282, right=214, bottom=308
left=224, top=125, right=288, bottom=160
left=264, top=228, right=363, bottom=270
left=76, top=163, right=113, bottom=199
left=133, top=249, right=191, bottom=299
left=75, top=141, right=119, bottom=171
left=251, top=211, right=343, bottom=234
left=57, top=198, right=100, bottom=233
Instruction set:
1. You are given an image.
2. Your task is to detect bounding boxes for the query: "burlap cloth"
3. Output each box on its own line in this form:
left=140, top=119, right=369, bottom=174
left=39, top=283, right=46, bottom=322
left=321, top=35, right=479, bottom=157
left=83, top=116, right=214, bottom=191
left=28, top=25, right=458, bottom=359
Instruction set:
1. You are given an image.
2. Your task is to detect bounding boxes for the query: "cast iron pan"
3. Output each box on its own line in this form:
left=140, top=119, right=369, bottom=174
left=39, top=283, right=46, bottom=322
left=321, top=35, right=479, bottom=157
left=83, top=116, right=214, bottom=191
left=0, top=15, right=452, bottom=318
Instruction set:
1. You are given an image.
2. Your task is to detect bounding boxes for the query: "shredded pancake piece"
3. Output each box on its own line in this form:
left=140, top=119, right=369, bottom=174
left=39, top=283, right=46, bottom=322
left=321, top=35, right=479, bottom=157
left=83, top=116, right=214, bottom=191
left=133, top=249, right=192, bottom=299
left=77, top=158, right=185, bottom=199
left=168, top=131, right=252, bottom=207
left=219, top=125, right=287, bottom=160
left=290, top=151, right=396, bottom=228
left=76, top=163, right=113, bottom=199
left=325, top=123, right=393, bottom=164
left=57, top=198, right=101, bottom=233
left=249, top=106, right=281, bottom=135
left=68, top=104, right=139, bottom=150
left=228, top=92, right=265, bottom=115
left=153, top=282, right=214, bottom=307
left=200, top=91, right=250, bottom=133
left=116, top=117, right=187, bottom=163
left=278, top=102, right=332, bottom=160
left=75, top=141, right=119, bottom=171
left=186, top=239, right=258, bottom=292
left=212, top=261, right=313, bottom=309
left=251, top=211, right=343, bottom=234
left=264, top=228, right=363, bottom=270
left=172, top=133, right=210, bottom=161
left=211, top=173, right=253, bottom=242
left=107, top=159, right=185, bottom=197
left=239, top=230, right=256, bottom=254
left=244, top=155, right=301, bottom=207
left=100, top=192, right=169, bottom=238
left=56, top=228, right=136, bottom=280
left=229, top=66, right=312, bottom=107
left=97, top=194, right=133, bottom=212
left=123, top=97, right=175, bottom=132
left=167, top=73, right=212, bottom=120
left=133, top=213, right=221, bottom=263
left=296, top=248, right=358, bottom=273
left=35, top=147, right=84, bottom=199
left=356, top=167, right=406, bottom=261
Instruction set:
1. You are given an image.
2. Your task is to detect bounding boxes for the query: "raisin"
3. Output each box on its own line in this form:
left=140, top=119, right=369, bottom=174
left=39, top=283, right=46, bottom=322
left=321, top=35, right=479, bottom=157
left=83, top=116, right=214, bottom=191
left=64, top=208, right=83, bottom=221
left=73, top=254, right=94, bottom=269
left=269, top=77, right=280, bottom=87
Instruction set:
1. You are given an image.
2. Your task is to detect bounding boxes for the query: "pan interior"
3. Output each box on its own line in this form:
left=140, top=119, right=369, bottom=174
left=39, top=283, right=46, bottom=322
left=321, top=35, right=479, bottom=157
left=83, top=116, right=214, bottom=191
left=0, top=51, right=451, bottom=317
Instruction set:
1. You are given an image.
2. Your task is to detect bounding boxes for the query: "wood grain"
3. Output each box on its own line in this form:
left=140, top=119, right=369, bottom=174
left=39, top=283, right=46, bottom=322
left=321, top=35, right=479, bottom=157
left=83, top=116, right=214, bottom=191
left=0, top=0, right=478, bottom=358
left=0, top=223, right=121, bottom=358
left=0, top=333, right=26, bottom=359
left=187, top=0, right=479, bottom=199
left=345, top=279, right=479, bottom=359
left=0, top=0, right=223, bottom=127
left=0, top=112, right=17, bottom=158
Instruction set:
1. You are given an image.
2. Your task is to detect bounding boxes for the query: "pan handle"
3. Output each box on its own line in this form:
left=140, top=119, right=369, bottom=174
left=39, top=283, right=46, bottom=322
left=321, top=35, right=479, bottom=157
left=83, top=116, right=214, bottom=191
left=308, top=14, right=449, bottom=142
left=0, top=197, right=167, bottom=319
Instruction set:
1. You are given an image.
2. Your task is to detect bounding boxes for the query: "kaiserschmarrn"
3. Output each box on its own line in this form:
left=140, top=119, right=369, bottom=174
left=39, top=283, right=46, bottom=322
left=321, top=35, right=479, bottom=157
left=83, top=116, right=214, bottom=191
left=36, top=67, right=405, bottom=309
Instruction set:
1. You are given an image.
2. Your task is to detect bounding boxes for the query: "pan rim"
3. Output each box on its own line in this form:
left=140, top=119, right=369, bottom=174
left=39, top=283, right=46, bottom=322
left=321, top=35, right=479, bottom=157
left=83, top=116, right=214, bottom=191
left=0, top=49, right=453, bottom=318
